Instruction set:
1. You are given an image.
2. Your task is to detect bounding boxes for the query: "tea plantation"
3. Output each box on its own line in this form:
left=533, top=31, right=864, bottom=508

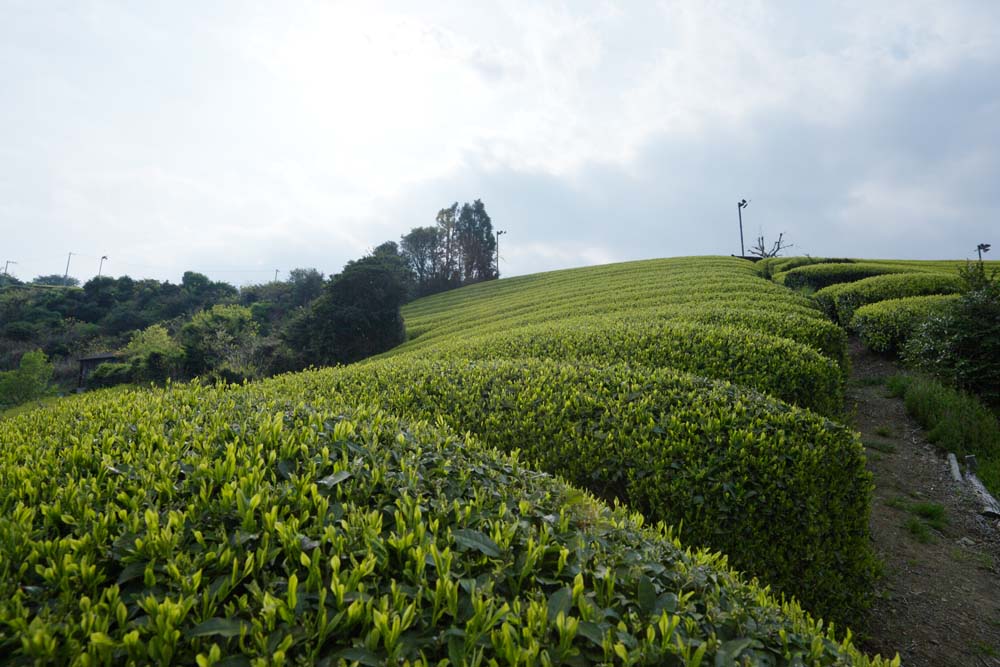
left=0, top=256, right=901, bottom=665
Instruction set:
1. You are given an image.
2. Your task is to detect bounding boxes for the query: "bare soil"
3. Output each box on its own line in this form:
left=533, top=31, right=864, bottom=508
left=849, top=338, right=1000, bottom=665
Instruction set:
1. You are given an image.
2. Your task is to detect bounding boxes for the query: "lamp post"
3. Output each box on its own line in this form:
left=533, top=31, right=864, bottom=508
left=737, top=199, right=749, bottom=257
left=98, top=255, right=109, bottom=277
left=2, top=260, right=15, bottom=277
left=978, top=243, right=991, bottom=262
left=496, top=230, right=506, bottom=278
left=63, top=252, right=75, bottom=285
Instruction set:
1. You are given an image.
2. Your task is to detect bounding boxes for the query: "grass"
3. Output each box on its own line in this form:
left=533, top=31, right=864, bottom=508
left=864, top=439, right=897, bottom=454
left=887, top=374, right=1000, bottom=497
left=874, top=425, right=894, bottom=438
left=887, top=497, right=948, bottom=542
left=904, top=517, right=934, bottom=543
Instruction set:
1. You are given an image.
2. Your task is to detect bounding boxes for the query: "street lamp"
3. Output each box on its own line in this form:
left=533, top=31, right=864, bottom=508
left=978, top=243, right=991, bottom=262
left=98, top=255, right=109, bottom=277
left=737, top=199, right=749, bottom=257
left=2, top=259, right=15, bottom=278
left=63, top=252, right=76, bottom=285
left=496, top=230, right=506, bottom=278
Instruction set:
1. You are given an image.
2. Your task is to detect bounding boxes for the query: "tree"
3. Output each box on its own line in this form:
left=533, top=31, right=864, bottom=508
left=457, top=199, right=496, bottom=281
left=436, top=203, right=460, bottom=286
left=179, top=304, right=260, bottom=380
left=124, top=324, right=185, bottom=383
left=0, top=349, right=53, bottom=407
left=400, top=226, right=442, bottom=291
left=288, top=268, right=325, bottom=307
left=748, top=232, right=793, bottom=259
left=284, top=249, right=409, bottom=367
left=32, top=274, right=79, bottom=287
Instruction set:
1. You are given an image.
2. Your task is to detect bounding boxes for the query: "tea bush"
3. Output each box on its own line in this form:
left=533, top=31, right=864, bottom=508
left=814, top=273, right=961, bottom=325
left=774, top=263, right=917, bottom=291
left=850, top=295, right=960, bottom=355
left=0, top=382, right=894, bottom=666
left=406, top=318, right=844, bottom=416
left=285, top=357, right=876, bottom=624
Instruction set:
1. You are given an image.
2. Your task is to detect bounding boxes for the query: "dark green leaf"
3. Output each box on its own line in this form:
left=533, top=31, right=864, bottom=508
left=452, top=528, right=501, bottom=558
left=187, top=618, right=247, bottom=638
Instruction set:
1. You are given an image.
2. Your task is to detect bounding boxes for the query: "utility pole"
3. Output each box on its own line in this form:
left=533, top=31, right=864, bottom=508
left=737, top=199, right=749, bottom=257
left=274, top=269, right=279, bottom=282
left=98, top=255, right=108, bottom=277
left=495, top=230, right=506, bottom=278
left=63, top=252, right=75, bottom=285
left=2, top=259, right=15, bottom=277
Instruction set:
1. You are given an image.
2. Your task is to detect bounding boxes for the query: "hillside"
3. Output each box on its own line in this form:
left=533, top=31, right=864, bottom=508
left=0, top=256, right=900, bottom=665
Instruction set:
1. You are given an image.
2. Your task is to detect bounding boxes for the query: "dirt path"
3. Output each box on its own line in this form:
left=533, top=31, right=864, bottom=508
left=848, top=338, right=1000, bottom=665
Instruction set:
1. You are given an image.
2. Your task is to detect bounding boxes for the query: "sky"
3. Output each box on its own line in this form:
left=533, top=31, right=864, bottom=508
left=2, top=1, right=999, bottom=286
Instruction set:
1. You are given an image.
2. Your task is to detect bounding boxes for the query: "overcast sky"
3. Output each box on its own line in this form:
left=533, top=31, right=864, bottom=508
left=2, top=1, right=998, bottom=285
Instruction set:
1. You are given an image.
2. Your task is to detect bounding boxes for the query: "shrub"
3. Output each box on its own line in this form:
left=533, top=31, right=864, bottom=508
left=0, top=349, right=53, bottom=407
left=0, top=381, right=895, bottom=665
left=124, top=324, right=185, bottom=383
left=775, top=263, right=916, bottom=291
left=903, top=278, right=1000, bottom=405
left=86, top=361, right=133, bottom=389
left=814, top=273, right=961, bottom=325
left=411, top=318, right=844, bottom=416
left=757, top=256, right=854, bottom=278
left=851, top=294, right=960, bottom=355
left=295, top=358, right=877, bottom=625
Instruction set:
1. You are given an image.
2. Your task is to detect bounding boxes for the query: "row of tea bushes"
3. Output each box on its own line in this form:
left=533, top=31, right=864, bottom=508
left=0, top=380, right=895, bottom=665
left=282, top=357, right=877, bottom=624
left=396, top=257, right=824, bottom=356
left=774, top=263, right=922, bottom=292
left=403, top=318, right=844, bottom=417
left=814, top=273, right=962, bottom=325
left=849, top=295, right=961, bottom=354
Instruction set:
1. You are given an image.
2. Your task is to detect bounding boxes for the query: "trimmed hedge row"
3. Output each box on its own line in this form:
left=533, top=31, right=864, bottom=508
left=0, top=380, right=894, bottom=665
left=289, top=358, right=877, bottom=625
left=397, top=257, right=821, bottom=355
left=850, top=294, right=961, bottom=354
left=405, top=318, right=844, bottom=417
left=814, top=273, right=962, bottom=325
left=757, top=256, right=855, bottom=277
left=644, top=306, right=849, bottom=372
left=775, top=262, right=917, bottom=291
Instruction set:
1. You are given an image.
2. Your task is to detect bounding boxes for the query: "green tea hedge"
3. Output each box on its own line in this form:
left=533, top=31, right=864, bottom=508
left=291, top=358, right=877, bottom=625
left=0, top=381, right=894, bottom=665
left=775, top=263, right=916, bottom=291
left=814, top=273, right=961, bottom=325
left=850, top=294, right=961, bottom=354
left=407, top=318, right=844, bottom=417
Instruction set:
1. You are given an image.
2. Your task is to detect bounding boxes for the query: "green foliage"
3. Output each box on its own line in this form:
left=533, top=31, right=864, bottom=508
left=180, top=304, right=260, bottom=381
left=284, top=251, right=409, bottom=367
left=0, top=379, right=895, bottom=665
left=290, top=357, right=876, bottom=624
left=815, top=273, right=962, bottom=325
left=86, top=362, right=133, bottom=389
left=903, top=273, right=1000, bottom=404
left=410, top=318, right=843, bottom=416
left=756, top=256, right=854, bottom=278
left=0, top=349, right=53, bottom=407
left=124, top=324, right=185, bottom=383
left=850, top=294, right=960, bottom=354
left=32, top=274, right=80, bottom=287
left=774, top=263, right=918, bottom=291
left=887, top=374, right=1000, bottom=496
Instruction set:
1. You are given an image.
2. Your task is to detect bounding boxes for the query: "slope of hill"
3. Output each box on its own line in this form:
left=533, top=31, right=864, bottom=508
left=0, top=256, right=897, bottom=665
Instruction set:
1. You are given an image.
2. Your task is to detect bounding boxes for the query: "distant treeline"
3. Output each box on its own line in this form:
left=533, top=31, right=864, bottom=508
left=0, top=200, right=499, bottom=402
